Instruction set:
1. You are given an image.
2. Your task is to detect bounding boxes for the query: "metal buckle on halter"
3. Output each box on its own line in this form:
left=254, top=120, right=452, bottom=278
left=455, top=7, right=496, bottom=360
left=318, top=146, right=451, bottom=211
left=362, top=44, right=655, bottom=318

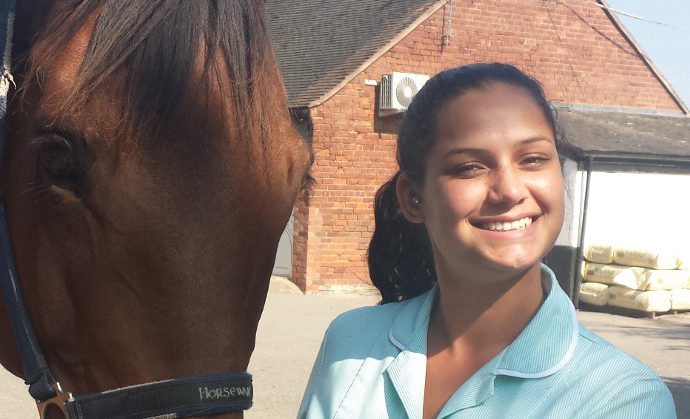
left=36, top=382, right=73, bottom=419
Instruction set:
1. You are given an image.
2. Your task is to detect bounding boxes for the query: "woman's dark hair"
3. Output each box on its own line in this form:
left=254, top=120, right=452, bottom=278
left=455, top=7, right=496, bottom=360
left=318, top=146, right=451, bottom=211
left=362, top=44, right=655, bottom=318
left=368, top=63, right=562, bottom=303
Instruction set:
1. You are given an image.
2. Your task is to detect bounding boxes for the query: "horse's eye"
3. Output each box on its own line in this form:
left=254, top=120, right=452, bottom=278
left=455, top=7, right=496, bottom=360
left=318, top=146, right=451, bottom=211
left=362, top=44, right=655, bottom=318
left=38, top=134, right=90, bottom=198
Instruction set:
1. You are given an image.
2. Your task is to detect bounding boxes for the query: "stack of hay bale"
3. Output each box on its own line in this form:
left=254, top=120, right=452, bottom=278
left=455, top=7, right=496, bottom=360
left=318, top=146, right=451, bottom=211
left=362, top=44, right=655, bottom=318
left=579, top=245, right=690, bottom=316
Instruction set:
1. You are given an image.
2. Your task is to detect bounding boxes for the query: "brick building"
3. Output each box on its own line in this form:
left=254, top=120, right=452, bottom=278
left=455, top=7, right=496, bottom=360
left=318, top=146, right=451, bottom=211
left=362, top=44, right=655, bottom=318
left=267, top=0, right=689, bottom=293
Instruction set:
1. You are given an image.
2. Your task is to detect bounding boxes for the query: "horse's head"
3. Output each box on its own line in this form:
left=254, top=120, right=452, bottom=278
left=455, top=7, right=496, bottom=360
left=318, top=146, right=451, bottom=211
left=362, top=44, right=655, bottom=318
left=0, top=0, right=312, bottom=409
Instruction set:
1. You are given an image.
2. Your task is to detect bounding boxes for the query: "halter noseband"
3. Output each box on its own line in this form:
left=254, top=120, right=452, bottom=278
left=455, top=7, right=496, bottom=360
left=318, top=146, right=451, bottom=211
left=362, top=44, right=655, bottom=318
left=0, top=2, right=252, bottom=417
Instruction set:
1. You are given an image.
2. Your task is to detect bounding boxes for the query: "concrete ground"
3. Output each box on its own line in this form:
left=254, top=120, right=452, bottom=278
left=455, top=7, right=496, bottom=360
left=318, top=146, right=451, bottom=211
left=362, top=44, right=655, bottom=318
left=1, top=280, right=689, bottom=418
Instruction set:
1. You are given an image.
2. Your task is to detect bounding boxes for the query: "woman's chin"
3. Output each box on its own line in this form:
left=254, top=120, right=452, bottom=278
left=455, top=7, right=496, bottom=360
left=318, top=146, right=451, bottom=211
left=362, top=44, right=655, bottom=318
left=481, top=249, right=542, bottom=273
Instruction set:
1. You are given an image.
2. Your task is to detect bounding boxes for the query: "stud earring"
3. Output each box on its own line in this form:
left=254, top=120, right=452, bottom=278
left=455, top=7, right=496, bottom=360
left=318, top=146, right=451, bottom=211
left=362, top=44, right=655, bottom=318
left=411, top=196, right=420, bottom=205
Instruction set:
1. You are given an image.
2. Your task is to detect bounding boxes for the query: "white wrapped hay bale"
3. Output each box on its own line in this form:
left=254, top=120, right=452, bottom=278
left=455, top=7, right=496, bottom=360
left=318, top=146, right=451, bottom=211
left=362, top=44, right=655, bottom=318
left=581, top=262, right=646, bottom=289
left=642, top=269, right=690, bottom=291
left=613, top=248, right=678, bottom=269
left=584, top=244, right=614, bottom=264
left=678, top=254, right=689, bottom=271
left=607, top=286, right=671, bottom=313
left=579, top=282, right=609, bottom=306
left=671, top=289, right=690, bottom=311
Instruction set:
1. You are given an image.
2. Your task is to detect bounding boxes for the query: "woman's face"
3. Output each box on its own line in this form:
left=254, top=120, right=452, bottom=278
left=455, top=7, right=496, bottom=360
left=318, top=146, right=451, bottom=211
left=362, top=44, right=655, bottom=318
left=414, top=83, right=564, bottom=279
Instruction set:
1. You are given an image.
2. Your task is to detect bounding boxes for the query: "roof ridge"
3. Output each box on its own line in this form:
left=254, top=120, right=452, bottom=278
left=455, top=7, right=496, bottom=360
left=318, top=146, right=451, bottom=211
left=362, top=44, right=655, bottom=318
left=598, top=0, right=688, bottom=114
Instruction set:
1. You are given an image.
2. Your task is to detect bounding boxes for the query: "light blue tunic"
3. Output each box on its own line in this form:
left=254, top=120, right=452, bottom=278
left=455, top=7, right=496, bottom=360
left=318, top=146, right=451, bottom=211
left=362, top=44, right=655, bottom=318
left=298, top=265, right=676, bottom=418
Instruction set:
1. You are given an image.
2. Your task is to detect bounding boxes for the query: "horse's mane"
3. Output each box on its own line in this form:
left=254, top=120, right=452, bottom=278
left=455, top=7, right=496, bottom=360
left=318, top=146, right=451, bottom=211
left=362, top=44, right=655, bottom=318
left=22, top=0, right=288, bottom=155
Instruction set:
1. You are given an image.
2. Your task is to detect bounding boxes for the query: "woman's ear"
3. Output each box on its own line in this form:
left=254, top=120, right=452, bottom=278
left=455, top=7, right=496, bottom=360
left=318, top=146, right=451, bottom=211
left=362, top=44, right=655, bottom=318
left=396, top=173, right=424, bottom=223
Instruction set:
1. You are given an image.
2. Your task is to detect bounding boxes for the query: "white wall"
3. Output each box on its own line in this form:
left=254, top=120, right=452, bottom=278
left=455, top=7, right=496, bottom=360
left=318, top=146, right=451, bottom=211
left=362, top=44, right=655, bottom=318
left=583, top=170, right=690, bottom=254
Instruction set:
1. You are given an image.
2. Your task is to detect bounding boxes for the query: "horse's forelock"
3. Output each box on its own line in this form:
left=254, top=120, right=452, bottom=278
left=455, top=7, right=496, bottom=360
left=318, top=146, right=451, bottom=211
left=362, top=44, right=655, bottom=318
left=24, top=0, right=288, bottom=156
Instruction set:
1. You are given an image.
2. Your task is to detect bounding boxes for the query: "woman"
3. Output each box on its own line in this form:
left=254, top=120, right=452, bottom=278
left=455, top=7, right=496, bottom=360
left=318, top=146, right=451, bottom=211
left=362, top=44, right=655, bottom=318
left=298, top=63, right=675, bottom=419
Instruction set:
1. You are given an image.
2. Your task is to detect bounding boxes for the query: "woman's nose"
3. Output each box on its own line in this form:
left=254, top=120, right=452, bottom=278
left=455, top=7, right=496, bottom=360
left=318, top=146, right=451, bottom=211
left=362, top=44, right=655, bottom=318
left=486, top=167, right=527, bottom=206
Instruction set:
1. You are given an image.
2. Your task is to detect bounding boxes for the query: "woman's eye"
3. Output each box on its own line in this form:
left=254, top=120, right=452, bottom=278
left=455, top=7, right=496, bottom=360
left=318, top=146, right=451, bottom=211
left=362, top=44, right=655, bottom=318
left=520, top=155, right=550, bottom=168
left=451, top=163, right=485, bottom=177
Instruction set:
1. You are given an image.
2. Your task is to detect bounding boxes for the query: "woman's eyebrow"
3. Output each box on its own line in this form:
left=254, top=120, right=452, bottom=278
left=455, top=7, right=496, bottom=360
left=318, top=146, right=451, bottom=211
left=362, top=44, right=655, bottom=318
left=443, top=137, right=554, bottom=159
left=443, top=147, right=484, bottom=159
left=518, top=136, right=554, bottom=145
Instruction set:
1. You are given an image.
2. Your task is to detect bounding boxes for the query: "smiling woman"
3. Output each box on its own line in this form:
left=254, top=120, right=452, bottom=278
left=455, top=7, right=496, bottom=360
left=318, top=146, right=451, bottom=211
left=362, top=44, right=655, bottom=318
left=298, top=64, right=676, bottom=419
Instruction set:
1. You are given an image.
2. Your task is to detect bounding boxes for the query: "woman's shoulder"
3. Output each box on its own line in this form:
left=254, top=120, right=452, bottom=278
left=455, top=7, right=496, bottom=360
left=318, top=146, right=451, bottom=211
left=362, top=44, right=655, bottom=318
left=329, top=298, right=406, bottom=331
left=575, top=324, right=660, bottom=379
left=327, top=295, right=414, bottom=336
left=568, top=324, right=676, bottom=417
left=321, top=290, right=431, bottom=359
left=299, top=292, right=433, bottom=419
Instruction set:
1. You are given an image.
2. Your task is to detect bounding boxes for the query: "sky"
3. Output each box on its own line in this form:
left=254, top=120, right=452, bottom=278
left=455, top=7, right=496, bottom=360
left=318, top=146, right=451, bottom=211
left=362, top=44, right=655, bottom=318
left=606, top=0, right=690, bottom=109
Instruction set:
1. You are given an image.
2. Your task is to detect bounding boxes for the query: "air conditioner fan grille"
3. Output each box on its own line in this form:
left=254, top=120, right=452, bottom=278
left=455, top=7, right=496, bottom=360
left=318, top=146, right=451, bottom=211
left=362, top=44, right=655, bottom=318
left=395, top=77, right=419, bottom=107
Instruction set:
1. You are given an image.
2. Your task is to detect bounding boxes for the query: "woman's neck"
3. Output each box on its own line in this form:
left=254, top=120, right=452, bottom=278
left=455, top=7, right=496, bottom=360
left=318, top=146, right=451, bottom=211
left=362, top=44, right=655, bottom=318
left=429, top=263, right=545, bottom=352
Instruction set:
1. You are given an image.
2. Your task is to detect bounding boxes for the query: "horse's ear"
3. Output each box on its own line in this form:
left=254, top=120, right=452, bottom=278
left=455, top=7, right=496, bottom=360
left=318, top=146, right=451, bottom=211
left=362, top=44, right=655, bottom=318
left=37, top=133, right=91, bottom=200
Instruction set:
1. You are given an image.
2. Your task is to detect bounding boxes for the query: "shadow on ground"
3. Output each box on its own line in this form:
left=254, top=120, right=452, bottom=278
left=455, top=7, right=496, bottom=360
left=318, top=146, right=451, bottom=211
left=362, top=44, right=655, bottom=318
left=588, top=324, right=690, bottom=348
left=664, top=376, right=690, bottom=418
left=579, top=306, right=690, bottom=350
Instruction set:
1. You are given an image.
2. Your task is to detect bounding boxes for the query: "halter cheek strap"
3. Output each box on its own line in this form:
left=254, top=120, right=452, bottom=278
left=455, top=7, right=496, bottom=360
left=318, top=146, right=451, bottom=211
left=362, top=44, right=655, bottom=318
left=0, top=1, right=252, bottom=417
left=0, top=0, right=61, bottom=405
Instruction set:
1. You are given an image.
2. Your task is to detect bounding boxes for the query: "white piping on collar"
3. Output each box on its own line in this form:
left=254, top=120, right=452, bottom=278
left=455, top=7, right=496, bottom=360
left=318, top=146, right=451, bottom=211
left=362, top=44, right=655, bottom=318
left=387, top=285, right=437, bottom=352
left=495, top=300, right=579, bottom=379
left=389, top=329, right=406, bottom=351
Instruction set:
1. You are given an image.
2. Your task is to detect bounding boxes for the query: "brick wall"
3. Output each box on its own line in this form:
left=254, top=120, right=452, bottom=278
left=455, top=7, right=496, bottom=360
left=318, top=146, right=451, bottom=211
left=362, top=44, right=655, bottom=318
left=293, top=0, right=683, bottom=293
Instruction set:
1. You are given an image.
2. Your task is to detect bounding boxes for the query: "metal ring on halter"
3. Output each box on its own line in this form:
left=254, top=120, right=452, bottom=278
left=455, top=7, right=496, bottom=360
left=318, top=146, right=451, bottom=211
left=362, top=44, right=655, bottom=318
left=36, top=382, right=73, bottom=419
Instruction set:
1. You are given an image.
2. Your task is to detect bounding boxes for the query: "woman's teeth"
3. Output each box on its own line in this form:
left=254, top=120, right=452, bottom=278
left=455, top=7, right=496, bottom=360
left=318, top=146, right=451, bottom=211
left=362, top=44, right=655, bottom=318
left=482, top=217, right=533, bottom=231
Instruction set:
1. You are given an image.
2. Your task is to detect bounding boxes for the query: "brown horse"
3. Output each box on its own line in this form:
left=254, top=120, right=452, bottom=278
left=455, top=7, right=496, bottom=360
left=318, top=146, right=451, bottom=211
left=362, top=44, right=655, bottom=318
left=0, top=0, right=312, bottom=417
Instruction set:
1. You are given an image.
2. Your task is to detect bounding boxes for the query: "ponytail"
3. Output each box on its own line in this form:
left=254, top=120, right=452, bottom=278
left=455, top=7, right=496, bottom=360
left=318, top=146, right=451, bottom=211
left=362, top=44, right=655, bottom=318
left=368, top=172, right=436, bottom=303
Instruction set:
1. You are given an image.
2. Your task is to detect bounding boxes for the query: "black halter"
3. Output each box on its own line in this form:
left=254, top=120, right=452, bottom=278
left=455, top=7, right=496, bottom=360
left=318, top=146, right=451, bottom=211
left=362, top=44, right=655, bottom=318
left=0, top=1, right=252, bottom=417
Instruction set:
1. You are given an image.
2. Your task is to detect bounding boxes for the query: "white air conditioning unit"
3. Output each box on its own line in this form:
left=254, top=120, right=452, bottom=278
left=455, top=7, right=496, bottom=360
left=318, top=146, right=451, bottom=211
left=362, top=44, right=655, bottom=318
left=378, top=72, right=430, bottom=116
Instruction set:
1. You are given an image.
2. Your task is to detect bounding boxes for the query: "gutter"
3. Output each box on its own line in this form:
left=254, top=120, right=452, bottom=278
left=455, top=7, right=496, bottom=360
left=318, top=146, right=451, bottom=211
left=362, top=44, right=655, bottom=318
left=580, top=152, right=690, bottom=168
